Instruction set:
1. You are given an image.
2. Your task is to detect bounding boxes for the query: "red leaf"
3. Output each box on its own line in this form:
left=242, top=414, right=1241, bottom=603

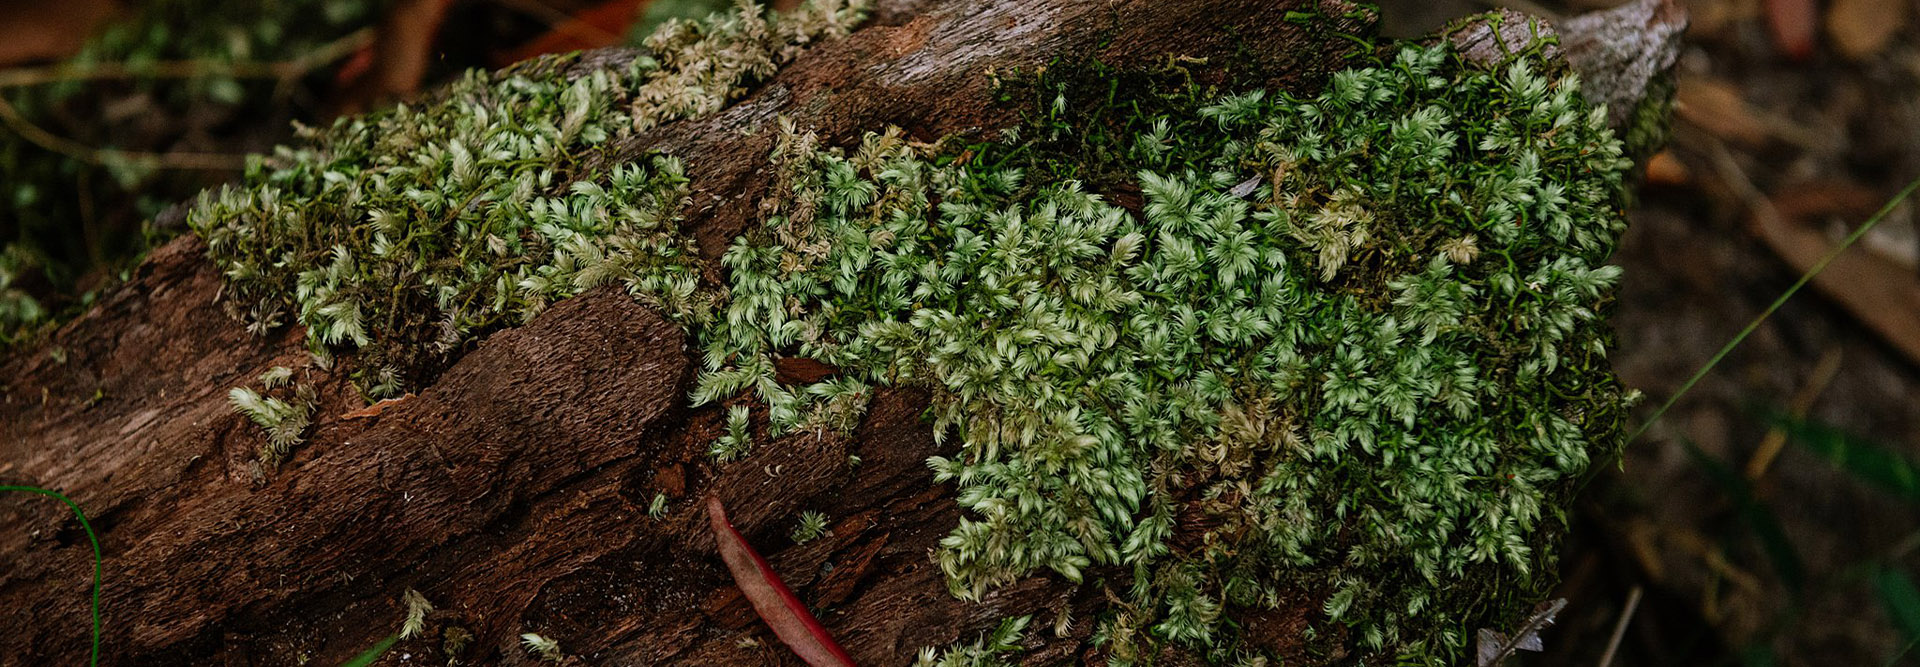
left=706, top=496, right=857, bottom=667
left=1765, top=0, right=1818, bottom=60
left=493, top=0, right=653, bottom=67
left=332, top=0, right=457, bottom=114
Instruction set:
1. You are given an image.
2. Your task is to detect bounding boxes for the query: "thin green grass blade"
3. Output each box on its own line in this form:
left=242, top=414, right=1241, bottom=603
left=1876, top=568, right=1920, bottom=647
left=1, top=485, right=102, bottom=666
left=339, top=634, right=398, bottom=667
left=1631, top=175, right=1920, bottom=444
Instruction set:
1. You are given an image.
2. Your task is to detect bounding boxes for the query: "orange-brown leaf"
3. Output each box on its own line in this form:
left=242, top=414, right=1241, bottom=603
left=494, top=0, right=651, bottom=66
left=340, top=393, right=415, bottom=420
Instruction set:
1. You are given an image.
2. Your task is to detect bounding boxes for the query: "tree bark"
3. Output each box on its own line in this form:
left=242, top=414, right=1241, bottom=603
left=0, top=0, right=1680, bottom=664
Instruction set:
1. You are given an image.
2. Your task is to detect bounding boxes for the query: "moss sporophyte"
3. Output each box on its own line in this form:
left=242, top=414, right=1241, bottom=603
left=193, top=3, right=1636, bottom=662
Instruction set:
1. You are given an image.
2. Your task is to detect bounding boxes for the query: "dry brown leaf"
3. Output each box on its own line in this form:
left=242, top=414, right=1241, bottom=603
left=333, top=0, right=455, bottom=115
left=1752, top=184, right=1920, bottom=368
left=0, top=0, right=120, bottom=68
left=1826, top=0, right=1908, bottom=60
left=706, top=496, right=856, bottom=667
left=1677, top=78, right=1775, bottom=147
left=772, top=356, right=841, bottom=385
left=492, top=0, right=654, bottom=67
left=1686, top=0, right=1760, bottom=42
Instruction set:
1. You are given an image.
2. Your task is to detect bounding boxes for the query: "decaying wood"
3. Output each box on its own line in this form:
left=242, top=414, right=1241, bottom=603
left=0, top=0, right=1677, bottom=664
left=1558, top=0, right=1686, bottom=130
left=1447, top=0, right=1685, bottom=134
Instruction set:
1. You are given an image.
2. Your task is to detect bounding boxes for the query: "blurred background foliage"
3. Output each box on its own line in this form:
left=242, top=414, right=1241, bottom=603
left=0, top=0, right=736, bottom=342
left=3, top=0, right=1920, bottom=664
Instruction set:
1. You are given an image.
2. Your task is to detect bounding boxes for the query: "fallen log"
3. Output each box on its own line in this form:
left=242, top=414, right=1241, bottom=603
left=0, top=0, right=1681, bottom=664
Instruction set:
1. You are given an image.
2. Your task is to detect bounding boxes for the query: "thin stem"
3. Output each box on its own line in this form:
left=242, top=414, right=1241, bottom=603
left=0, top=94, right=244, bottom=171
left=0, top=28, right=373, bottom=89
left=0, top=28, right=373, bottom=171
left=1, top=485, right=102, bottom=666
left=1744, top=347, right=1844, bottom=480
left=1884, top=634, right=1920, bottom=667
left=1629, top=156, right=1920, bottom=444
left=1595, top=585, right=1643, bottom=667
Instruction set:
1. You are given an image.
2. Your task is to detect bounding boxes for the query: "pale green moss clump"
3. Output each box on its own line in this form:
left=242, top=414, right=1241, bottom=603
left=190, top=0, right=870, bottom=399
left=790, top=509, right=831, bottom=544
left=700, top=45, right=1635, bottom=663
left=913, top=615, right=1031, bottom=667
left=227, top=366, right=316, bottom=464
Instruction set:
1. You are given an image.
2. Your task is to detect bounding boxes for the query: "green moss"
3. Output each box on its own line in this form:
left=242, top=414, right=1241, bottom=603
left=710, top=404, right=755, bottom=461
left=629, top=0, right=737, bottom=45
left=189, top=0, right=870, bottom=397
left=790, top=509, right=830, bottom=544
left=186, top=6, right=1636, bottom=662
left=1623, top=75, right=1677, bottom=169
left=914, top=615, right=1031, bottom=667
left=227, top=366, right=317, bottom=464
left=704, top=44, right=1635, bottom=664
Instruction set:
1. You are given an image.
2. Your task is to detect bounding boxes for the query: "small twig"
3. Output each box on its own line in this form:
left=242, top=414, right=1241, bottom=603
left=0, top=28, right=374, bottom=172
left=0, top=94, right=244, bottom=171
left=0, top=28, right=373, bottom=89
left=0, top=59, right=298, bottom=88
left=1479, top=0, right=1563, bottom=22
left=1596, top=585, right=1644, bottom=667
left=1745, top=347, right=1844, bottom=480
left=1480, top=598, right=1568, bottom=666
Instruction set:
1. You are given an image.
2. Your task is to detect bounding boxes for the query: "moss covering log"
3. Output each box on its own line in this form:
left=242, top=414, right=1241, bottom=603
left=0, top=0, right=1680, bottom=664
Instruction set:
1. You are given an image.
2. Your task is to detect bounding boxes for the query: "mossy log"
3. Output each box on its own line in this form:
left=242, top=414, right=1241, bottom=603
left=0, top=0, right=1681, bottom=664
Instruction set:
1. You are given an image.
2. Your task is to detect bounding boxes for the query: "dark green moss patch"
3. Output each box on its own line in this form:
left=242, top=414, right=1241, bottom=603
left=187, top=5, right=1637, bottom=663
left=701, top=44, right=1636, bottom=664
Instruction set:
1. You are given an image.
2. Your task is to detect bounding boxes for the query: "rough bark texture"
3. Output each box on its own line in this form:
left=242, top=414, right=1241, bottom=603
left=0, top=0, right=1675, bottom=664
